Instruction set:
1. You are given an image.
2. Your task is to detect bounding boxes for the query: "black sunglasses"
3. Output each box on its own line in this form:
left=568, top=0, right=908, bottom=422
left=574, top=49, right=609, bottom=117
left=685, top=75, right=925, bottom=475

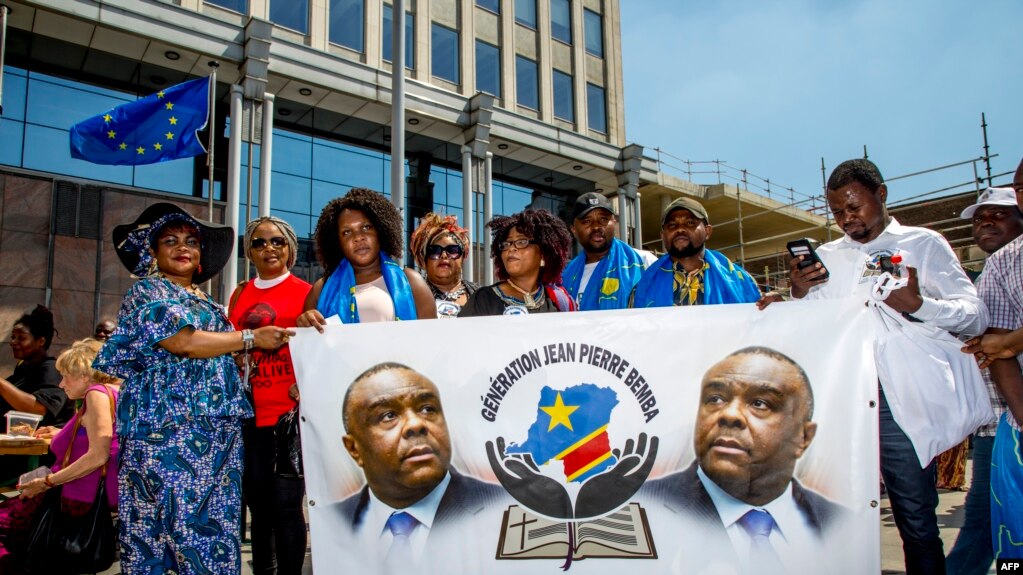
left=426, top=244, right=464, bottom=260
left=251, top=236, right=287, bottom=250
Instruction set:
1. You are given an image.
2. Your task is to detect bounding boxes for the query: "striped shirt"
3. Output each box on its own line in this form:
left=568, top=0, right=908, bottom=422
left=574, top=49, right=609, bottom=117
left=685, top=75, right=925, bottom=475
left=976, top=234, right=1023, bottom=430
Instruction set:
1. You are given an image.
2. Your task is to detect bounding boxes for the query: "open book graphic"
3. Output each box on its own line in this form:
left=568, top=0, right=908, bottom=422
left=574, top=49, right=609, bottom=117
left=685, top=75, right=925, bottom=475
left=496, top=503, right=657, bottom=560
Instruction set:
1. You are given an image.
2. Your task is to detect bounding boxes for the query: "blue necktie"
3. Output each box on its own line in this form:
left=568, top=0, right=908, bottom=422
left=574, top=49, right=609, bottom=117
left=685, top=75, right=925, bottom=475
left=384, top=511, right=420, bottom=564
left=737, top=509, right=784, bottom=574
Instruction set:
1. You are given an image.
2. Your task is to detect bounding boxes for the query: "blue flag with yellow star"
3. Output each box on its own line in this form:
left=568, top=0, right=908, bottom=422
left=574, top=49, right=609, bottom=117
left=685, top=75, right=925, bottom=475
left=69, top=77, right=209, bottom=166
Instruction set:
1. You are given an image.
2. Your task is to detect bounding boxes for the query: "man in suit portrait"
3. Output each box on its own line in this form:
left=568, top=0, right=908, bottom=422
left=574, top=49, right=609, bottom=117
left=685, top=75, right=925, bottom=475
left=643, top=346, right=846, bottom=574
left=330, top=362, right=504, bottom=567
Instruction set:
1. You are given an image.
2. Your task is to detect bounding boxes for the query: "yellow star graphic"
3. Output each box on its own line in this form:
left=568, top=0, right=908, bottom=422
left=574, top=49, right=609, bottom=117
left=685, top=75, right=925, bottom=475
left=169, top=116, right=178, bottom=125
left=157, top=91, right=165, bottom=99
left=103, top=114, right=112, bottom=123
left=165, top=132, right=174, bottom=140
left=165, top=102, right=174, bottom=110
left=107, top=130, right=116, bottom=139
left=540, top=392, right=580, bottom=432
left=119, top=142, right=127, bottom=150
left=154, top=143, right=163, bottom=151
left=136, top=146, right=145, bottom=155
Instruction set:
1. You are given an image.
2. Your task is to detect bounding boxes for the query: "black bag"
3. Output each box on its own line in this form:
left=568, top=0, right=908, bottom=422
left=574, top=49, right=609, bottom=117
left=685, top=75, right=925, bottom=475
left=274, top=406, right=304, bottom=479
left=23, top=387, right=117, bottom=574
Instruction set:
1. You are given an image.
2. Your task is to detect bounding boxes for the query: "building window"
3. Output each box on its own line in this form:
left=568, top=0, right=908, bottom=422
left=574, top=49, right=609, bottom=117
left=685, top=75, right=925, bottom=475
left=551, top=0, right=571, bottom=44
left=476, top=0, right=500, bottom=13
left=329, top=0, right=365, bottom=52
left=383, top=4, right=415, bottom=68
left=586, top=83, right=606, bottom=133
left=431, top=23, right=460, bottom=84
left=475, top=40, right=501, bottom=97
left=206, top=0, right=247, bottom=13
left=515, top=55, right=538, bottom=110
left=515, top=0, right=536, bottom=28
left=553, top=70, right=574, bottom=121
left=584, top=9, right=603, bottom=57
left=270, top=0, right=309, bottom=34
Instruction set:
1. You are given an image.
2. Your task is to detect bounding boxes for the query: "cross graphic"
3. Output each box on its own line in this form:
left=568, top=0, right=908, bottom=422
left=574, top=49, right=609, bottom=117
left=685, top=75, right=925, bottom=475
left=509, top=512, right=539, bottom=548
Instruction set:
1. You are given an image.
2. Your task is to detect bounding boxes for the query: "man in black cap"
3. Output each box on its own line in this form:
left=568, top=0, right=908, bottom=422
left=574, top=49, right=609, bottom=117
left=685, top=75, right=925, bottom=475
left=562, top=192, right=656, bottom=310
left=631, top=196, right=761, bottom=307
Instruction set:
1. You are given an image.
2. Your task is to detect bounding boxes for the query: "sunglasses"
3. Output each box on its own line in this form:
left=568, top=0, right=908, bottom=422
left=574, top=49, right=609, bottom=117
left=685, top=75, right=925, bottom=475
left=426, top=244, right=464, bottom=260
left=498, top=238, right=536, bottom=252
left=250, top=236, right=288, bottom=250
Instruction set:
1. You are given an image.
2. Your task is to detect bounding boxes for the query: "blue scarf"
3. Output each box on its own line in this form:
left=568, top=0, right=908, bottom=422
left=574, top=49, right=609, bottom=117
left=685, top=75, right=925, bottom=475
left=563, top=238, right=646, bottom=310
left=632, top=249, right=761, bottom=308
left=317, top=254, right=417, bottom=322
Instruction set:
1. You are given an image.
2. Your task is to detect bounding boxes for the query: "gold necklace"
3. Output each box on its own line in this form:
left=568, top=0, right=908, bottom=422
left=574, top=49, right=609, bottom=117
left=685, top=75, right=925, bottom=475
left=159, top=274, right=205, bottom=299
left=505, top=279, right=541, bottom=307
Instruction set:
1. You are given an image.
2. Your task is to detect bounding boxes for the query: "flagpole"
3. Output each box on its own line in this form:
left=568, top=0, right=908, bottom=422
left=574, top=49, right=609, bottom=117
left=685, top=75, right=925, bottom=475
left=390, top=0, right=406, bottom=265
left=205, top=61, right=219, bottom=294
left=0, top=4, right=10, bottom=118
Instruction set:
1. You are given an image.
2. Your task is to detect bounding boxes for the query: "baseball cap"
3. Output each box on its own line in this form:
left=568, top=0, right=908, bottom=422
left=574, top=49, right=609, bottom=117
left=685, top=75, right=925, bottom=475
left=662, top=197, right=709, bottom=225
left=572, top=192, right=615, bottom=220
left=960, top=187, right=1018, bottom=219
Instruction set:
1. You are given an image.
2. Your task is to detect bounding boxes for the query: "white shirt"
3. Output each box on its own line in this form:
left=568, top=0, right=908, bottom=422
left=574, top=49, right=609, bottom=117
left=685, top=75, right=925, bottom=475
left=697, top=467, right=820, bottom=574
left=354, top=275, right=396, bottom=323
left=576, top=261, right=599, bottom=303
left=252, top=271, right=290, bottom=289
left=361, top=472, right=451, bottom=561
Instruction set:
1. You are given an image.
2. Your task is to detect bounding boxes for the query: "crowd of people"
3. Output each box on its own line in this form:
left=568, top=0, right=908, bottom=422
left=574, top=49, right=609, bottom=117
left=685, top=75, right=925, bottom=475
left=0, top=155, right=1020, bottom=573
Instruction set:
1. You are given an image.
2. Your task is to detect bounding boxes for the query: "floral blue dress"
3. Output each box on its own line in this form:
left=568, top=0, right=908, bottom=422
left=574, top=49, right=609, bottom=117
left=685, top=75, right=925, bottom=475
left=95, top=277, right=252, bottom=575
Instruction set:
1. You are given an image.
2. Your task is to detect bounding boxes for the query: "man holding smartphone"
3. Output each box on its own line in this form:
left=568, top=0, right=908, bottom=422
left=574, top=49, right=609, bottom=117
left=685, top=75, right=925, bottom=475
left=788, top=159, right=988, bottom=575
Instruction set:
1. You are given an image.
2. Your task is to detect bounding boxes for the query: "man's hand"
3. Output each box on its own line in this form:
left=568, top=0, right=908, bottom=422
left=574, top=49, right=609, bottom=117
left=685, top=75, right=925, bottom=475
left=962, top=331, right=1021, bottom=369
left=789, top=256, right=828, bottom=299
left=882, top=266, right=923, bottom=314
left=756, top=292, right=785, bottom=310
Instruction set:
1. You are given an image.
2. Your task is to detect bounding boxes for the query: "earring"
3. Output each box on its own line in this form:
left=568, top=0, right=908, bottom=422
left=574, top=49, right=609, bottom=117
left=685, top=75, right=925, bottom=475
left=541, top=259, right=546, bottom=267
left=197, top=263, right=203, bottom=274
left=146, top=258, right=159, bottom=277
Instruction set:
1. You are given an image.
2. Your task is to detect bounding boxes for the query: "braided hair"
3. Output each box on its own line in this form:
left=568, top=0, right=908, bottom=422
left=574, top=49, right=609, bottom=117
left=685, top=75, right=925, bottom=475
left=313, top=188, right=405, bottom=277
left=244, top=215, right=300, bottom=269
left=488, top=209, right=572, bottom=285
left=409, top=213, right=470, bottom=270
left=13, top=305, right=57, bottom=350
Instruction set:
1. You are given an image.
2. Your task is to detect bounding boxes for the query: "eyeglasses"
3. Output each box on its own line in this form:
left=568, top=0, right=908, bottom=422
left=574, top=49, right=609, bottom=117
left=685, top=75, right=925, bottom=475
left=250, top=236, right=287, bottom=250
left=426, top=244, right=464, bottom=260
left=498, top=238, right=536, bottom=252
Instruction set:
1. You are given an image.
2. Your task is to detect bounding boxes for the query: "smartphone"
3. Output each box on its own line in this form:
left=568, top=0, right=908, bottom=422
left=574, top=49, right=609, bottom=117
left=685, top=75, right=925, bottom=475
left=786, top=238, right=830, bottom=280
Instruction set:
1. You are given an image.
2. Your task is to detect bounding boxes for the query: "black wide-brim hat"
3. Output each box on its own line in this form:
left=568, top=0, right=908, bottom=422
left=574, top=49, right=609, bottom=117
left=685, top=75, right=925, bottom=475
left=113, top=202, right=235, bottom=284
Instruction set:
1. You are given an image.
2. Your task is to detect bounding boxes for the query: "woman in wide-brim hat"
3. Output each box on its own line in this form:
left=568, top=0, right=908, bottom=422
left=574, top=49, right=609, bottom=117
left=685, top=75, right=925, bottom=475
left=94, top=202, right=294, bottom=575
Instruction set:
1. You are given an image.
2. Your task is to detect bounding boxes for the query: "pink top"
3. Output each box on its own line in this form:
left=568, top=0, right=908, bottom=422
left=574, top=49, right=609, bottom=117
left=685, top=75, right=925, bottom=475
left=49, top=384, right=119, bottom=507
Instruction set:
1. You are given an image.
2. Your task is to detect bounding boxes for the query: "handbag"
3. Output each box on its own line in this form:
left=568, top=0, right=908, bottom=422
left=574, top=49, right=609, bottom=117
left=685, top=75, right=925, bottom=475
left=274, top=406, right=304, bottom=479
left=23, top=386, right=117, bottom=574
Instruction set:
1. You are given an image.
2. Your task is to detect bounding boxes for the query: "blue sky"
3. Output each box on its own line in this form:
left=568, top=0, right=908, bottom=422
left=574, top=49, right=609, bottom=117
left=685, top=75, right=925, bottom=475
left=620, top=0, right=1023, bottom=205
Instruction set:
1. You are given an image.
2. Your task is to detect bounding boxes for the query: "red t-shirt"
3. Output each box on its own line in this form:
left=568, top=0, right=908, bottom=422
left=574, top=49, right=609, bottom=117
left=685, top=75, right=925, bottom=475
left=228, top=274, right=312, bottom=427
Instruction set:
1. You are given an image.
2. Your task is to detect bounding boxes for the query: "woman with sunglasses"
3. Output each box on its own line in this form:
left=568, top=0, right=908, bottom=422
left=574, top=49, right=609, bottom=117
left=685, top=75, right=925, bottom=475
left=227, top=216, right=310, bottom=575
left=459, top=209, right=576, bottom=316
left=409, top=213, right=479, bottom=318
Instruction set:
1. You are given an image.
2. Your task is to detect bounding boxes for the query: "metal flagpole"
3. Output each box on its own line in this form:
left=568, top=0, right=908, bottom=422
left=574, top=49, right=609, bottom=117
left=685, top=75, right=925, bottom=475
left=204, top=61, right=219, bottom=293
left=0, top=5, right=10, bottom=118
left=390, top=0, right=406, bottom=265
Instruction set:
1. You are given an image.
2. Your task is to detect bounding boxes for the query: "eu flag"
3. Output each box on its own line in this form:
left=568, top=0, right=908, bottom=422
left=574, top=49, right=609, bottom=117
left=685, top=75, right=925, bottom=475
left=69, top=77, right=209, bottom=166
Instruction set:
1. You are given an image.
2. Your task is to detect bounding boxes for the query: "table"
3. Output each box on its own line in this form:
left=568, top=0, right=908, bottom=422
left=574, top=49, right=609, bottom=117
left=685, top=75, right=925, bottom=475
left=0, top=436, right=51, bottom=487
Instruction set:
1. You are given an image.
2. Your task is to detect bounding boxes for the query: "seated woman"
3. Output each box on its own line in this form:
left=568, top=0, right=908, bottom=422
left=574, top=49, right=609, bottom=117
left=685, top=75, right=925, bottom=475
left=409, top=213, right=479, bottom=318
left=0, top=339, right=119, bottom=573
left=0, top=305, right=72, bottom=426
left=459, top=209, right=576, bottom=316
left=298, top=188, right=437, bottom=329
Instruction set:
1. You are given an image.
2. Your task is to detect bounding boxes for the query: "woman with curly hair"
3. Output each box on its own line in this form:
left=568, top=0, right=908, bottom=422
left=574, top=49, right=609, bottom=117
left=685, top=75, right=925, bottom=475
left=459, top=208, right=576, bottom=316
left=409, top=213, right=479, bottom=318
left=298, top=188, right=436, bottom=329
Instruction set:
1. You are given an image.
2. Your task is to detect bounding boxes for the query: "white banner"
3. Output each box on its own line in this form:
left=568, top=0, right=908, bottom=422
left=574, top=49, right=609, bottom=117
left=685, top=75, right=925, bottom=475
left=292, top=298, right=880, bottom=575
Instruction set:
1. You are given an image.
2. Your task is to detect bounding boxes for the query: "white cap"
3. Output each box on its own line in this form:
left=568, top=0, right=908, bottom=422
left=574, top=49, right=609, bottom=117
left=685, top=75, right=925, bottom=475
left=960, top=187, right=1018, bottom=219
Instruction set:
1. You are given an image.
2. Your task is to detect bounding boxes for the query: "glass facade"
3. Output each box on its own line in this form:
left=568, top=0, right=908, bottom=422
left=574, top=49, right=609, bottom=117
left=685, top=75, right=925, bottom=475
left=476, top=0, right=500, bottom=13
left=586, top=83, right=607, bottom=134
left=515, top=55, right=538, bottom=110
left=475, top=40, right=501, bottom=97
left=551, top=0, right=572, bottom=44
left=205, top=0, right=247, bottom=13
left=382, top=4, right=415, bottom=68
left=584, top=9, right=603, bottom=58
left=515, top=0, right=537, bottom=28
left=431, top=23, right=460, bottom=84
left=553, top=70, right=574, bottom=122
left=270, top=0, right=309, bottom=34
left=0, top=66, right=547, bottom=245
left=330, top=0, right=366, bottom=52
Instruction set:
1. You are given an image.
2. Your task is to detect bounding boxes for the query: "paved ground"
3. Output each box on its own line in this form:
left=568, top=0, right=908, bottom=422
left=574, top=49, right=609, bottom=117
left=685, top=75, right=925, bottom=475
left=91, top=456, right=993, bottom=574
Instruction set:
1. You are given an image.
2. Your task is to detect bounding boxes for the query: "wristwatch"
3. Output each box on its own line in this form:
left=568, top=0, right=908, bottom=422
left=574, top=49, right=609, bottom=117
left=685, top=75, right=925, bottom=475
left=242, top=329, right=254, bottom=351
